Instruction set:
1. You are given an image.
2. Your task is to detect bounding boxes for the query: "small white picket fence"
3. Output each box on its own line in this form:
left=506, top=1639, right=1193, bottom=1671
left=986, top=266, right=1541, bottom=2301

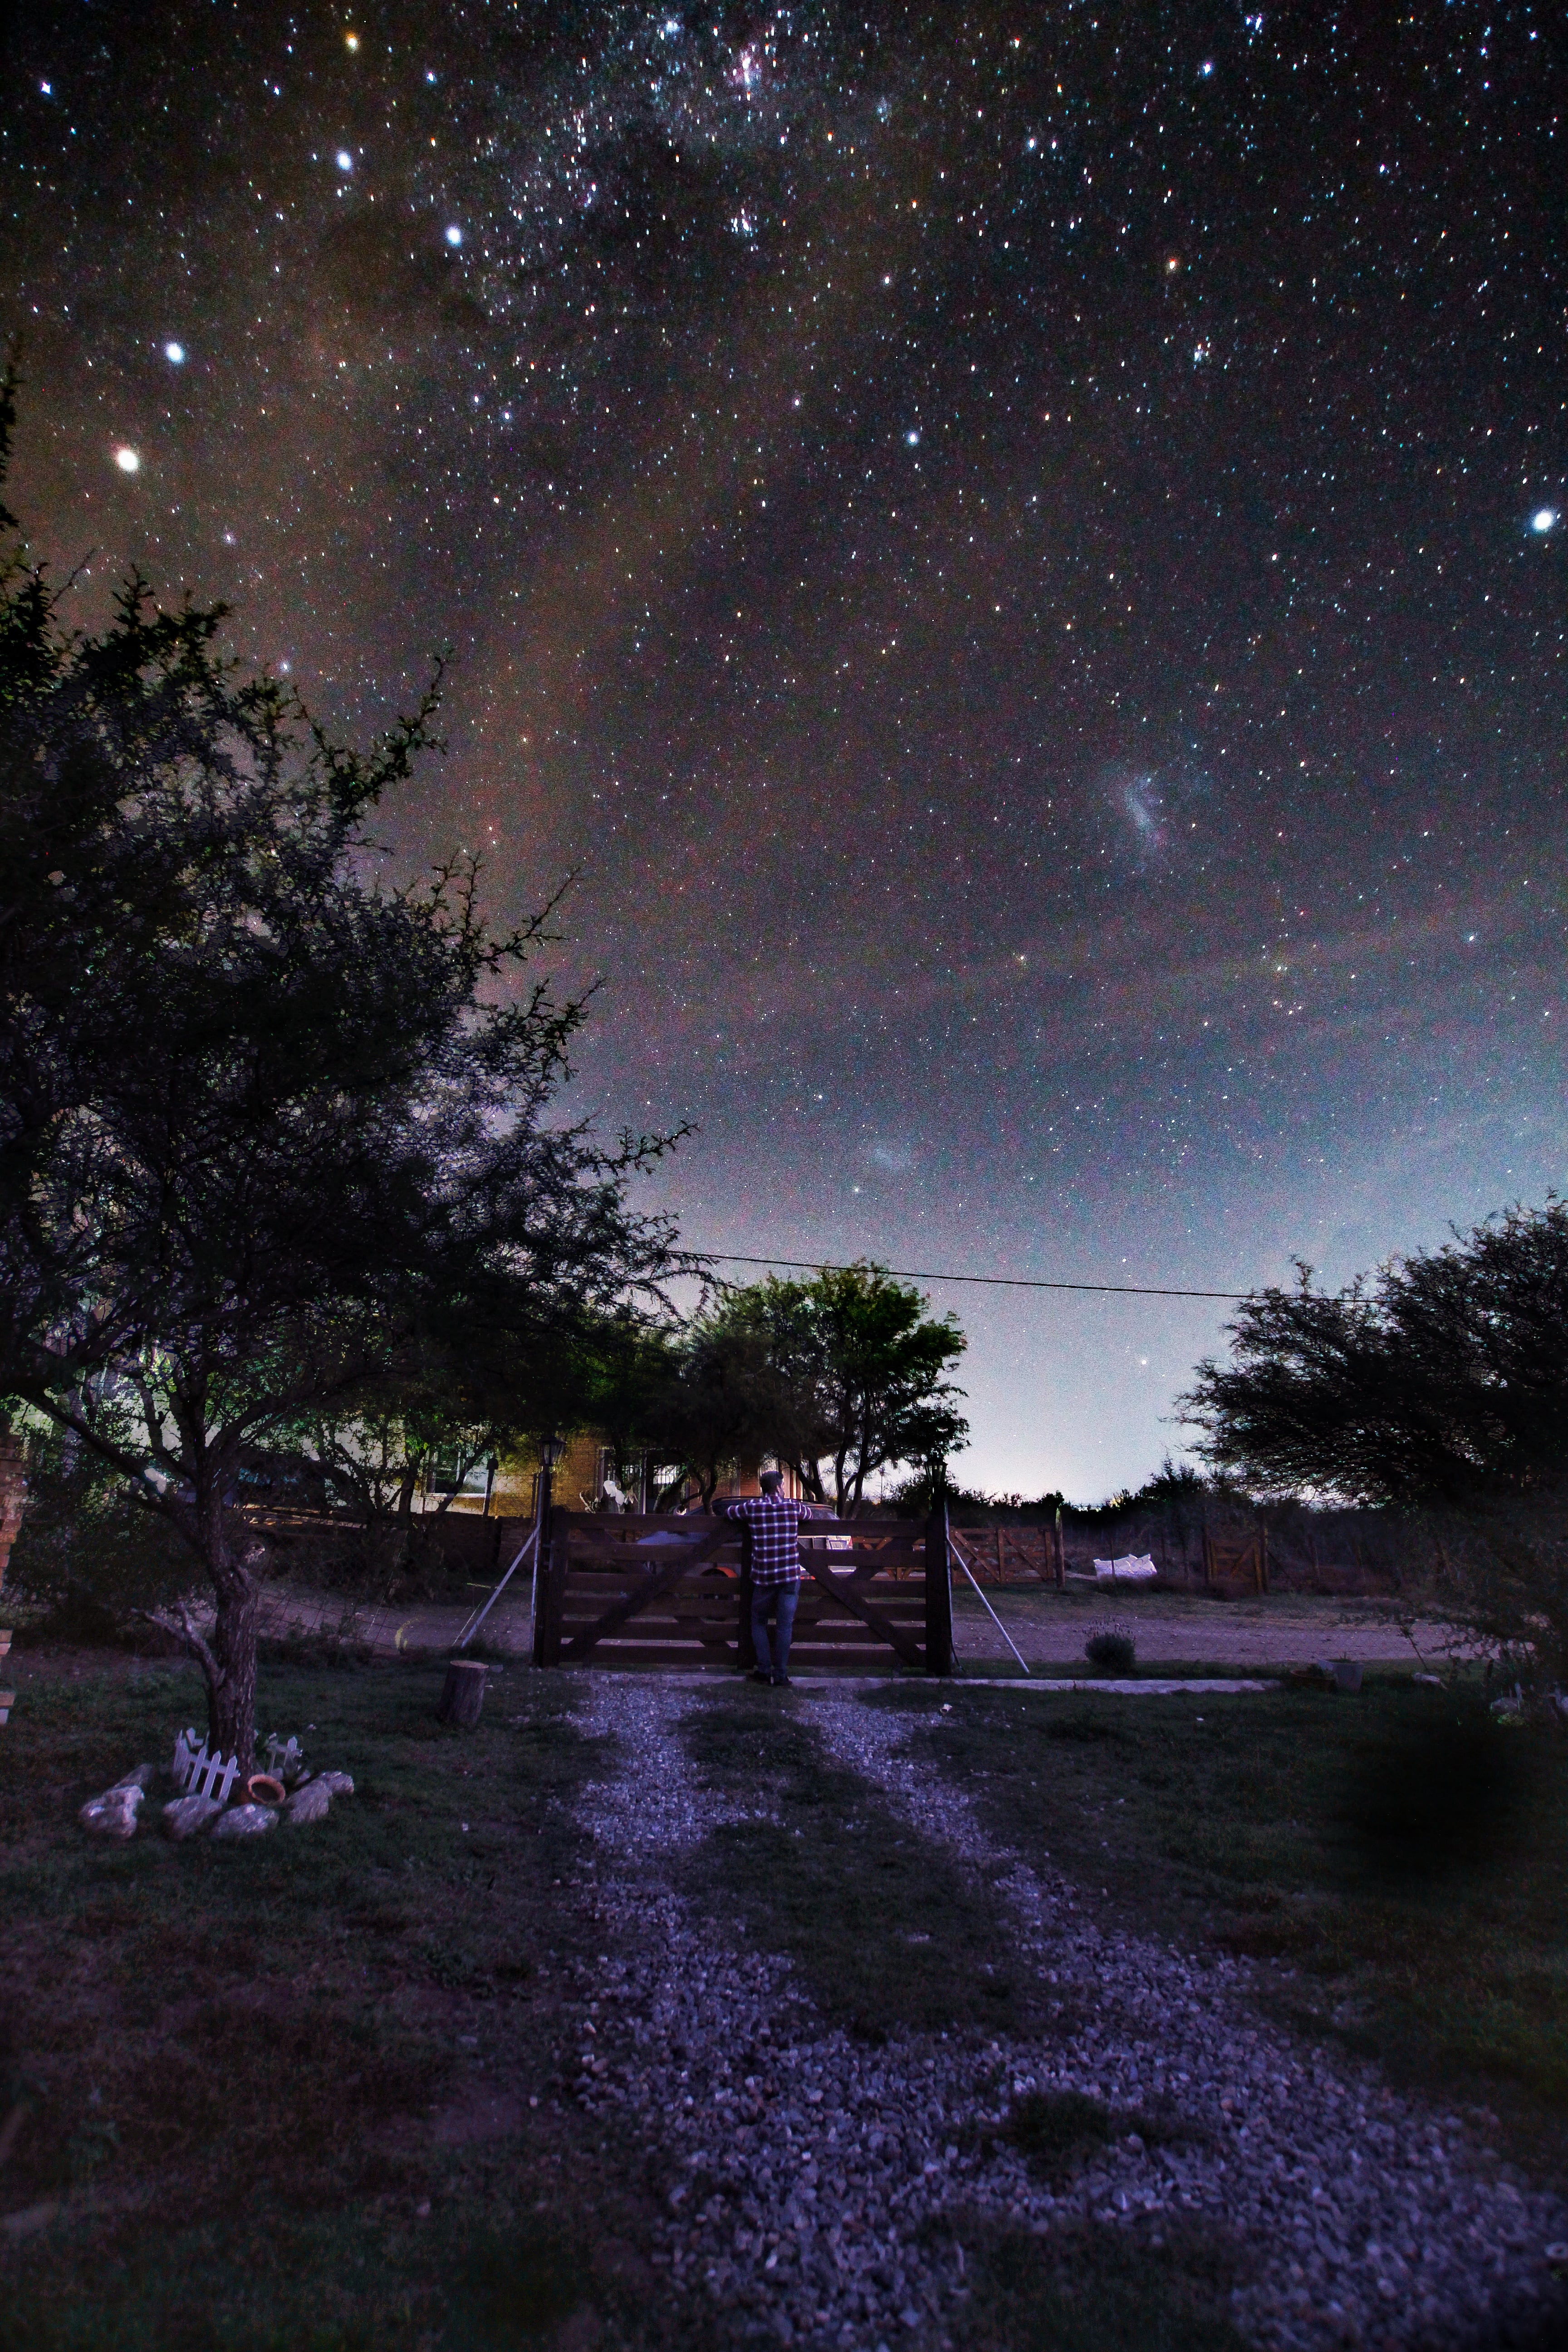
left=171, top=1727, right=243, bottom=1805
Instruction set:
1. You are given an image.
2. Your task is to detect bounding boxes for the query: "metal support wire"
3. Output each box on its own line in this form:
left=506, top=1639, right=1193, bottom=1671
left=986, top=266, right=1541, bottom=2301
left=454, top=1524, right=539, bottom=1651
left=950, top=1541, right=1034, bottom=1677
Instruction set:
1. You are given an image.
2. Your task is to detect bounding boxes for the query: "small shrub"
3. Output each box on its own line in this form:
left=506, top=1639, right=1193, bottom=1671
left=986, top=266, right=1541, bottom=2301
left=1333, top=1689, right=1533, bottom=1881
left=1084, top=1621, right=1136, bottom=1674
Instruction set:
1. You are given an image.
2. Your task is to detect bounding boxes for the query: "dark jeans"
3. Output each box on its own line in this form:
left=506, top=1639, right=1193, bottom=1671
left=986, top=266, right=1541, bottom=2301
left=750, top=1581, right=799, bottom=1678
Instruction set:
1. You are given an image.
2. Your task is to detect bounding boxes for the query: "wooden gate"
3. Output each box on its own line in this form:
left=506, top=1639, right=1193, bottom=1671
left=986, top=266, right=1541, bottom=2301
left=1202, top=1525, right=1269, bottom=1595
left=532, top=1504, right=953, bottom=1676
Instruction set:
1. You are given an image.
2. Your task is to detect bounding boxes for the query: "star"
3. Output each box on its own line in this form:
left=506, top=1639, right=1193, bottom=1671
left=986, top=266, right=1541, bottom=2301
left=164, top=341, right=185, bottom=364
left=1530, top=508, right=1558, bottom=535
left=114, top=446, right=140, bottom=472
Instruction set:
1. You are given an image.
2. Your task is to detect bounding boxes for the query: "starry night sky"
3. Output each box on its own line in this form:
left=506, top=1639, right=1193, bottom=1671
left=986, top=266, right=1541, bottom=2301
left=5, top=2, right=1564, bottom=1499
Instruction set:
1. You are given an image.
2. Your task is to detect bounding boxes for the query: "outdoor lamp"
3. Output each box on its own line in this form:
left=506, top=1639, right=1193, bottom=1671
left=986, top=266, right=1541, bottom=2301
left=539, top=1432, right=564, bottom=1470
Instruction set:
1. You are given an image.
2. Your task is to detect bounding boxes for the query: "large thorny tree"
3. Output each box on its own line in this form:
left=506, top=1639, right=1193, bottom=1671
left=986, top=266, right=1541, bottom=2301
left=1180, top=1205, right=1568, bottom=1506
left=0, top=374, right=680, bottom=1759
left=1180, top=1203, right=1568, bottom=1676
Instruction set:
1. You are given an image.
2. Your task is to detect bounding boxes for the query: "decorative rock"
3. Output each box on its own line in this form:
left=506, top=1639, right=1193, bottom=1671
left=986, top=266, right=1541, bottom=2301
left=311, top=1770, right=354, bottom=1798
left=209, top=1802, right=276, bottom=1841
left=108, top=1764, right=157, bottom=1793
left=79, top=1785, right=143, bottom=1838
left=284, top=1778, right=332, bottom=1824
left=162, top=1793, right=223, bottom=1840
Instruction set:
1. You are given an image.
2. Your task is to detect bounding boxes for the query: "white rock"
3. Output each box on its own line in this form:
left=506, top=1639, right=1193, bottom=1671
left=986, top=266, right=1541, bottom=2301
left=209, top=1802, right=276, bottom=1841
left=312, top=1770, right=354, bottom=1798
left=109, top=1764, right=157, bottom=1793
left=284, top=1779, right=332, bottom=1824
left=79, top=1786, right=143, bottom=1838
left=162, top=1793, right=223, bottom=1840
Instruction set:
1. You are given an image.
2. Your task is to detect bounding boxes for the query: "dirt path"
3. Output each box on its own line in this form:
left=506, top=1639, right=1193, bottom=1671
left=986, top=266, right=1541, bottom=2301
left=253, top=1583, right=1467, bottom=1674
left=949, top=1591, right=1466, bottom=1671
left=557, top=1678, right=1563, bottom=2351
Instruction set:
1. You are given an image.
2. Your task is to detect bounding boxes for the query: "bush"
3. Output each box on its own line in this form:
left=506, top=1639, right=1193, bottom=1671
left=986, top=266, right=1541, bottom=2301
left=1084, top=1622, right=1136, bottom=1674
left=1333, top=1687, right=1534, bottom=1882
left=4, top=1425, right=200, bottom=1639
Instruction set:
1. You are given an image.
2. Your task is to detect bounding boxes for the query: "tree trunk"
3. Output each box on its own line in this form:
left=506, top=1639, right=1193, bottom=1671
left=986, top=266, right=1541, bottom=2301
left=193, top=1463, right=263, bottom=1764
left=437, top=1657, right=487, bottom=1726
left=208, top=1569, right=261, bottom=1764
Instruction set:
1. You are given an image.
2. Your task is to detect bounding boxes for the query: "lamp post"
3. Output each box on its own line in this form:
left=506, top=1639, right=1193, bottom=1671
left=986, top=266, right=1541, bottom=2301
left=529, top=1433, right=564, bottom=1657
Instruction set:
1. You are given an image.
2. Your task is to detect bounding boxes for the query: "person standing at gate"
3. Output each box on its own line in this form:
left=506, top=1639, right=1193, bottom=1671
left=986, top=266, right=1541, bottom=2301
left=714, top=1469, right=818, bottom=1687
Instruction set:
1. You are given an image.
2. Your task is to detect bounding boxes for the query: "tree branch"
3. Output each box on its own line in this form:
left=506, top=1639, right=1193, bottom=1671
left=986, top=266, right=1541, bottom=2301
left=137, top=1597, right=225, bottom=1690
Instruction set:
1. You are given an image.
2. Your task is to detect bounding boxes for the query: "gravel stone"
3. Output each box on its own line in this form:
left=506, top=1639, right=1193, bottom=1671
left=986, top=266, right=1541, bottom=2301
left=557, top=1680, right=1566, bottom=2352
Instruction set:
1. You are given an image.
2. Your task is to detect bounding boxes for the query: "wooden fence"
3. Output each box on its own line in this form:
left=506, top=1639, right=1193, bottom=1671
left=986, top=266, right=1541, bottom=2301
left=947, top=1524, right=1064, bottom=1586
left=532, top=1504, right=954, bottom=1676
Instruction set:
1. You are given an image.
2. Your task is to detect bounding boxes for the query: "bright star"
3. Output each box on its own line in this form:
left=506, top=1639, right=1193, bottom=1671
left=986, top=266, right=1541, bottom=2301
left=114, top=447, right=140, bottom=472
left=1530, top=507, right=1558, bottom=534
left=344, top=30, right=359, bottom=49
left=445, top=225, right=463, bottom=246
left=335, top=149, right=353, bottom=172
left=905, top=429, right=921, bottom=446
left=164, top=341, right=185, bottom=364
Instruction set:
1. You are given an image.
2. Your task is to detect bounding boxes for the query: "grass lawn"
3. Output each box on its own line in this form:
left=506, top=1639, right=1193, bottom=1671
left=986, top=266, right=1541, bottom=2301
left=0, top=1644, right=708, bottom=2352
left=5, top=1648, right=1564, bottom=2350
left=869, top=1675, right=1568, bottom=2180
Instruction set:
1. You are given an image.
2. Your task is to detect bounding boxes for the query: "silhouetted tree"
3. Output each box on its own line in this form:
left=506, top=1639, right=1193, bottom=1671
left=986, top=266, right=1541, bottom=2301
left=1181, top=1204, right=1568, bottom=1679
left=1180, top=1205, right=1568, bottom=1506
left=0, top=373, right=681, bottom=1759
left=711, top=1263, right=968, bottom=1515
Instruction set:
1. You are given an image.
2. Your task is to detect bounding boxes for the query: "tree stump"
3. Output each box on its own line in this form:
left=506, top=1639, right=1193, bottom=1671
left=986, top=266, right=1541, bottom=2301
left=436, top=1658, right=487, bottom=1727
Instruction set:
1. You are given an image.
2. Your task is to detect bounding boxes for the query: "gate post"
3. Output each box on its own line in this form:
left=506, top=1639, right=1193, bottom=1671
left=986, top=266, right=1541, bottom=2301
left=924, top=1497, right=953, bottom=1676
left=533, top=1504, right=569, bottom=1668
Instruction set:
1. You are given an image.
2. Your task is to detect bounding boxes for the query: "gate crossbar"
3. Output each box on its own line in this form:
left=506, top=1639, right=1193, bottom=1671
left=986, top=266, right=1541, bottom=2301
left=795, top=1553, right=925, bottom=1669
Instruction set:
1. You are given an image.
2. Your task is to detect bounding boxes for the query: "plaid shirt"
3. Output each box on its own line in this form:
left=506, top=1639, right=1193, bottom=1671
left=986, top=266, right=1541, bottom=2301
left=723, top=1492, right=814, bottom=1587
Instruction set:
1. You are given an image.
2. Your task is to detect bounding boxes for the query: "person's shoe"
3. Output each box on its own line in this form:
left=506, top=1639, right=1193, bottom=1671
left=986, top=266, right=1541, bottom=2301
left=749, top=1667, right=772, bottom=1684
left=772, top=1672, right=792, bottom=1687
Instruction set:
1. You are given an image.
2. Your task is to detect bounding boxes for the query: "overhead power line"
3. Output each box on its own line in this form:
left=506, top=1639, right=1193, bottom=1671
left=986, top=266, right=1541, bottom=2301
left=704, top=1253, right=1249, bottom=1302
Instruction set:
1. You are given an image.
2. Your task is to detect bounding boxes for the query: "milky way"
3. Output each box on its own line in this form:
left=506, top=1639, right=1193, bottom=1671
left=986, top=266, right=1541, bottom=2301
left=5, top=2, right=1564, bottom=1494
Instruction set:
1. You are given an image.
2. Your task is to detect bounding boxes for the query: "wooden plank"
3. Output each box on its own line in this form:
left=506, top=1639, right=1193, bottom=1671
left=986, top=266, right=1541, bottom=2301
left=736, top=1516, right=758, bottom=1675
left=564, top=1543, right=743, bottom=1562
left=560, top=1579, right=730, bottom=1600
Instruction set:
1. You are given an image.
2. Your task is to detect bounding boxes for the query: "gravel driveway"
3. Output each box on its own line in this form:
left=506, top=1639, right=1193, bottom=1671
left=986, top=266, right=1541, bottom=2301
left=558, top=1677, right=1563, bottom=2352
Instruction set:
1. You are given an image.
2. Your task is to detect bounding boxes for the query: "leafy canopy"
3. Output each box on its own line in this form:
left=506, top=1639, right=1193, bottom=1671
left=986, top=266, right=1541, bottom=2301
left=0, top=367, right=682, bottom=1751
left=1180, top=1202, right=1568, bottom=1507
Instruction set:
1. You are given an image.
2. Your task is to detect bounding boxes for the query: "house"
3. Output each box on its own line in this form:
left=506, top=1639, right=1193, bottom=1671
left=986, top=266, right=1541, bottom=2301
left=444, top=1435, right=811, bottom=1519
